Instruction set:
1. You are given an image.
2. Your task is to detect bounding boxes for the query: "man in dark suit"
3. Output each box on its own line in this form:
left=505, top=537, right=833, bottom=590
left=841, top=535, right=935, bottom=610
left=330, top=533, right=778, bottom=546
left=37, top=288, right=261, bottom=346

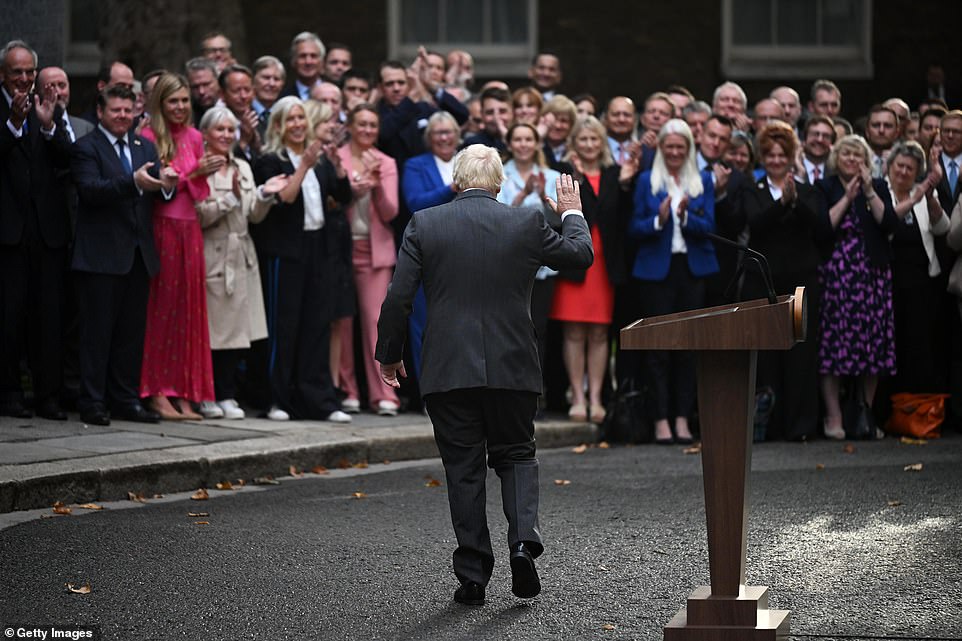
left=376, top=145, right=593, bottom=605
left=70, top=85, right=177, bottom=425
left=0, top=40, right=72, bottom=419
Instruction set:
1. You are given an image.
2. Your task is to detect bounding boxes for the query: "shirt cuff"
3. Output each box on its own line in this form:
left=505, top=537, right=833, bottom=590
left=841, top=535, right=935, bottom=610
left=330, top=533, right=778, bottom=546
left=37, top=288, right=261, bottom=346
left=6, top=119, right=23, bottom=137
left=40, top=123, right=56, bottom=138
left=560, top=209, right=584, bottom=221
left=653, top=216, right=662, bottom=231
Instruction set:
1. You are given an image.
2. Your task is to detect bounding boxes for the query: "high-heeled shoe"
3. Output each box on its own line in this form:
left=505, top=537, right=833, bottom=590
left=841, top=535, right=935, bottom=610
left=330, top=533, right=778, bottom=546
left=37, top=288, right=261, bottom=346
left=589, top=405, right=606, bottom=424
left=149, top=395, right=185, bottom=421
left=172, top=397, right=203, bottom=421
left=824, top=418, right=845, bottom=440
left=568, top=403, right=587, bottom=422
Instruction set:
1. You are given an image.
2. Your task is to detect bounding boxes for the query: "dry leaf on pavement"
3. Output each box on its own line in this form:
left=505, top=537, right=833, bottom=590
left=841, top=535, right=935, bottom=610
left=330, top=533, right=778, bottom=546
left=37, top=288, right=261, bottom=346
left=194, top=521, right=210, bottom=525
left=289, top=465, right=303, bottom=477
left=311, top=466, right=329, bottom=475
left=52, top=501, right=71, bottom=515
left=602, top=624, right=616, bottom=631
left=899, top=437, right=928, bottom=446
left=887, top=500, right=902, bottom=507
left=337, top=458, right=352, bottom=469
left=815, top=463, right=825, bottom=470
left=683, top=444, right=702, bottom=455
left=187, top=512, right=208, bottom=517
left=598, top=441, right=610, bottom=449
left=215, top=481, right=234, bottom=490
left=424, top=477, right=442, bottom=487
left=77, top=503, right=104, bottom=511
left=904, top=463, right=923, bottom=472
left=127, top=492, right=148, bottom=503
left=843, top=444, right=856, bottom=454
left=65, top=583, right=91, bottom=594
left=190, top=488, right=209, bottom=500
left=253, top=476, right=279, bottom=485
left=572, top=444, right=588, bottom=454
left=553, top=479, right=571, bottom=486
left=352, top=492, right=368, bottom=499
left=354, top=461, right=369, bottom=469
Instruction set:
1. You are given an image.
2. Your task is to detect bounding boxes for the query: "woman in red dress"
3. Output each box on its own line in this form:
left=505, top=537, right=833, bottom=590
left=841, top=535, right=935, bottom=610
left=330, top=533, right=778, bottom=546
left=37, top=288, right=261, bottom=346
left=550, top=116, right=630, bottom=423
left=139, top=73, right=216, bottom=419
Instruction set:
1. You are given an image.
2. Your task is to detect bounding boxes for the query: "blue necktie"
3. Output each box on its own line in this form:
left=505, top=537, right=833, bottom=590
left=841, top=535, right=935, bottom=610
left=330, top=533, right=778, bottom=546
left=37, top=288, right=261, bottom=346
left=950, top=160, right=958, bottom=198
left=116, top=138, right=132, bottom=175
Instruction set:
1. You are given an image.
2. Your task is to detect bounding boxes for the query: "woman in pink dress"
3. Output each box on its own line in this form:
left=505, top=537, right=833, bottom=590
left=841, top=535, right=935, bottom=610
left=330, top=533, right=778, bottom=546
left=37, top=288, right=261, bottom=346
left=139, top=73, right=216, bottom=420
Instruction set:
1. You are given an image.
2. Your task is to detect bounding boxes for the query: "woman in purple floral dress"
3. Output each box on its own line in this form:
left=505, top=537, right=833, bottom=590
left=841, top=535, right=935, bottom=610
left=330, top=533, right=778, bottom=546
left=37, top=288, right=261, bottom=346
left=814, top=134, right=898, bottom=439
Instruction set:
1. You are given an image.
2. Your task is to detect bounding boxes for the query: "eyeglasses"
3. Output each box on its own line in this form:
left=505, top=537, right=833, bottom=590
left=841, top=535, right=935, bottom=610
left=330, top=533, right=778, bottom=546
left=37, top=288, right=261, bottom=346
left=431, top=129, right=457, bottom=137
left=941, top=127, right=962, bottom=137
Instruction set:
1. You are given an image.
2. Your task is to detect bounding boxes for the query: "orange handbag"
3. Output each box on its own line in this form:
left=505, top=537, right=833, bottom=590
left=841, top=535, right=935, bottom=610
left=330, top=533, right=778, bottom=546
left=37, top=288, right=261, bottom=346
left=884, top=393, right=950, bottom=439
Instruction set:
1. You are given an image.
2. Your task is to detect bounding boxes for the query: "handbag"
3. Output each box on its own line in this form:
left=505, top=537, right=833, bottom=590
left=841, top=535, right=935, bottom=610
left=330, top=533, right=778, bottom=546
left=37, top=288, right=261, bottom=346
left=842, top=379, right=876, bottom=440
left=885, top=393, right=949, bottom=439
left=601, top=377, right=652, bottom=444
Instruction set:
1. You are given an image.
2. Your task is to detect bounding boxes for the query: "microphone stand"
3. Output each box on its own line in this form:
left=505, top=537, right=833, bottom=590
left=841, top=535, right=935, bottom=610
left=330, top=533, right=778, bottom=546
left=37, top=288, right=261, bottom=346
left=706, top=232, right=778, bottom=304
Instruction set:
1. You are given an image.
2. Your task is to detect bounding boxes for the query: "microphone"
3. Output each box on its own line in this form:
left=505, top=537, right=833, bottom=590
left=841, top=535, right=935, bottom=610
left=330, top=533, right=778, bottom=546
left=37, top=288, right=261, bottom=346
left=706, top=232, right=778, bottom=305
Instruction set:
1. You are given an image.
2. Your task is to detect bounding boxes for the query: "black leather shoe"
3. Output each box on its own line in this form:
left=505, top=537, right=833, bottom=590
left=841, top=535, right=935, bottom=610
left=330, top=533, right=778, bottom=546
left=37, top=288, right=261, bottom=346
left=454, top=582, right=485, bottom=606
left=509, top=543, right=541, bottom=598
left=36, top=397, right=67, bottom=420
left=80, top=407, right=110, bottom=426
left=113, top=403, right=161, bottom=424
left=0, top=399, right=32, bottom=419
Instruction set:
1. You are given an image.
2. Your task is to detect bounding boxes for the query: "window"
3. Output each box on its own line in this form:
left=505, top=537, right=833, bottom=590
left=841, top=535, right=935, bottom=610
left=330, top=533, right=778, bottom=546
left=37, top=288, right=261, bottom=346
left=387, top=0, right=537, bottom=77
left=64, top=0, right=102, bottom=75
left=721, top=0, right=873, bottom=78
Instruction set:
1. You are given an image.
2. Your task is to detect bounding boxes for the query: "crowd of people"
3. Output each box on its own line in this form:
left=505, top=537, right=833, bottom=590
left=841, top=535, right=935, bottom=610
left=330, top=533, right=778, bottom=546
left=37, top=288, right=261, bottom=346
left=1, top=31, right=960, bottom=442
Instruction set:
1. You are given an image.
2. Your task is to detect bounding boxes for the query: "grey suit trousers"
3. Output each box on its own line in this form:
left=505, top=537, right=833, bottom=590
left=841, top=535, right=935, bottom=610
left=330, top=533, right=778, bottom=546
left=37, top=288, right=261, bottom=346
left=425, top=388, right=543, bottom=587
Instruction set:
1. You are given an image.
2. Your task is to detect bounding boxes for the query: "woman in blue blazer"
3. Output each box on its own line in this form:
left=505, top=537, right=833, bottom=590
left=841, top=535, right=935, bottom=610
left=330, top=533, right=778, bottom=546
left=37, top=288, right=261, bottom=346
left=629, top=119, right=718, bottom=444
left=400, top=112, right=460, bottom=380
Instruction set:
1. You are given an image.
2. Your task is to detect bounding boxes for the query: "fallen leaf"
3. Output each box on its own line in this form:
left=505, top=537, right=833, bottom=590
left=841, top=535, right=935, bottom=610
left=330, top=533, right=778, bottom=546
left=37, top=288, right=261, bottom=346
left=815, top=463, right=825, bottom=470
left=337, top=458, right=352, bottom=469
left=253, top=476, right=279, bottom=485
left=188, top=512, right=209, bottom=517
left=127, top=492, right=148, bottom=503
left=843, top=444, right=856, bottom=454
left=354, top=460, right=369, bottom=469
left=887, top=500, right=902, bottom=507
left=553, top=479, right=572, bottom=486
left=77, top=503, right=104, bottom=511
left=235, top=479, right=246, bottom=487
left=425, top=477, right=442, bottom=487
left=66, top=583, right=91, bottom=594
left=900, top=437, right=928, bottom=446
left=215, top=481, right=234, bottom=491
left=683, top=444, right=702, bottom=455
left=352, top=492, right=368, bottom=499
left=289, top=465, right=303, bottom=477
left=602, top=624, right=616, bottom=631
left=52, top=501, right=72, bottom=515
left=152, top=494, right=164, bottom=499
left=190, top=488, right=209, bottom=501
left=598, top=441, right=610, bottom=449
left=904, top=463, right=923, bottom=472
left=194, top=521, right=210, bottom=525
left=572, top=444, right=588, bottom=454
left=382, top=459, right=391, bottom=465
left=311, top=466, right=329, bottom=475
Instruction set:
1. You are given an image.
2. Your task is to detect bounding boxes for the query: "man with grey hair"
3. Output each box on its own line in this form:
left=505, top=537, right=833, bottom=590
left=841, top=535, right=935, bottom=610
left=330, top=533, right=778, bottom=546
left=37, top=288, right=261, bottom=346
left=712, top=81, right=750, bottom=132
left=186, top=57, right=221, bottom=126
left=284, top=31, right=325, bottom=100
left=376, top=145, right=592, bottom=606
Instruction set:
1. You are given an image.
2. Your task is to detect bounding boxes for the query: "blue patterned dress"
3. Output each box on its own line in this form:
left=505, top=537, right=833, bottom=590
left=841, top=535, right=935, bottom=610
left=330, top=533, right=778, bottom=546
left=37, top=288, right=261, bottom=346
left=817, top=200, right=896, bottom=376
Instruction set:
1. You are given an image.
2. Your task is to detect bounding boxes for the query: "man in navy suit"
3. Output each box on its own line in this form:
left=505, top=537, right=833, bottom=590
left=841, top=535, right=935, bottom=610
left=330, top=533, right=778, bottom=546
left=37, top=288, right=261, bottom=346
left=69, top=85, right=177, bottom=425
left=376, top=145, right=593, bottom=605
left=0, top=40, right=72, bottom=419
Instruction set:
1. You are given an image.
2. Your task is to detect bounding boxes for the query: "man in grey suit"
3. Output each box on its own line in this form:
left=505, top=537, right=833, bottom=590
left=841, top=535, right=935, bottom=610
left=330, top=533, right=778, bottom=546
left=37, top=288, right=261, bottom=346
left=376, top=144, right=593, bottom=605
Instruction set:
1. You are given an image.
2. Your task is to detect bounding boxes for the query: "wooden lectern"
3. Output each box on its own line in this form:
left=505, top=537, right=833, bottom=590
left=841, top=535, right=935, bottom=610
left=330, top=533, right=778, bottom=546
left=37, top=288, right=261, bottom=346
left=621, top=287, right=807, bottom=641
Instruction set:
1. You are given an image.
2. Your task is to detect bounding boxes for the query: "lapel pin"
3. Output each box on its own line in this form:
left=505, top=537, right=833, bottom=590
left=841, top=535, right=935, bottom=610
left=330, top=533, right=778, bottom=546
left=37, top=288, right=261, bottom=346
left=133, top=139, right=142, bottom=146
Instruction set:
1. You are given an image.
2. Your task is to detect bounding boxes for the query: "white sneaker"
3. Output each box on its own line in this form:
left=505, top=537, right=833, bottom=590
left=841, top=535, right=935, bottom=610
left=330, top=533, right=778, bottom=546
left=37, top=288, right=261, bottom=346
left=376, top=400, right=399, bottom=416
left=198, top=400, right=224, bottom=419
left=267, top=405, right=290, bottom=421
left=341, top=398, right=361, bottom=413
left=217, top=399, right=245, bottom=420
left=326, top=409, right=352, bottom=423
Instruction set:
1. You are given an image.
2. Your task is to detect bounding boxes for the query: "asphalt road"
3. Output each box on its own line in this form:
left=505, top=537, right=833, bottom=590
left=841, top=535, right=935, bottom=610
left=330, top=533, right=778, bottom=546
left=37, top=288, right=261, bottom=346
left=2, top=436, right=960, bottom=641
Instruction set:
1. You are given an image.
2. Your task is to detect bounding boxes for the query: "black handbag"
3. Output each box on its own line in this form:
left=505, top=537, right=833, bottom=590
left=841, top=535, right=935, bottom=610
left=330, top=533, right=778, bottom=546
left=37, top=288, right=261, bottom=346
left=601, top=378, right=652, bottom=444
left=843, top=379, right=875, bottom=440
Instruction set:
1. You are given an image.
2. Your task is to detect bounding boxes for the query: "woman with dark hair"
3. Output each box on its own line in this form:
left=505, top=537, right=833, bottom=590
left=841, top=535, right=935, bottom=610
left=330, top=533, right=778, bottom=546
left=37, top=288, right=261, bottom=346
left=511, top=87, right=544, bottom=127
left=550, top=116, right=629, bottom=424
left=252, top=96, right=353, bottom=422
left=885, top=140, right=946, bottom=394
left=742, top=121, right=826, bottom=440
left=336, top=103, right=401, bottom=416
left=139, top=72, right=216, bottom=420
left=815, top=134, right=898, bottom=439
left=630, top=119, right=717, bottom=444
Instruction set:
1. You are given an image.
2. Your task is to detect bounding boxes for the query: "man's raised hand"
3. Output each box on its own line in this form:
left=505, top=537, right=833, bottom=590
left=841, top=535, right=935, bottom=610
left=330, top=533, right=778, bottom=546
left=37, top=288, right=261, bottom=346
left=545, top=173, right=582, bottom=214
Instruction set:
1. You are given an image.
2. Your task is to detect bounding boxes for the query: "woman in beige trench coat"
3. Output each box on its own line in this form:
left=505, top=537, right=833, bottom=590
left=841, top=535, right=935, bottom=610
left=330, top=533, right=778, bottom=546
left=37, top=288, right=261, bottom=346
left=195, top=107, right=289, bottom=419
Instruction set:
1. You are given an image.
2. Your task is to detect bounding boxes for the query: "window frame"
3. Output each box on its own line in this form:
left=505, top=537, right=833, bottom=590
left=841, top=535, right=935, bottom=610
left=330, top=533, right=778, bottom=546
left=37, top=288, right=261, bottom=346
left=63, top=0, right=102, bottom=75
left=387, top=0, right=538, bottom=78
left=721, top=0, right=873, bottom=79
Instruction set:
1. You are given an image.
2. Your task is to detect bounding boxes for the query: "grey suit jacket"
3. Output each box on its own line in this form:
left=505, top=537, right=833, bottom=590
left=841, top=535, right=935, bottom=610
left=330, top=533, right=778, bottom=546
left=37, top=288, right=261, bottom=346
left=376, top=188, right=593, bottom=395
left=68, top=115, right=95, bottom=142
